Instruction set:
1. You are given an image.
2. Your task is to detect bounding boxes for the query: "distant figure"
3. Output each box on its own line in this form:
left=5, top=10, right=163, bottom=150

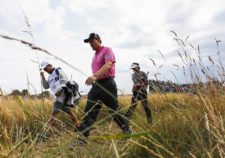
left=77, top=33, right=132, bottom=144
left=125, top=63, right=152, bottom=124
left=40, top=61, right=79, bottom=128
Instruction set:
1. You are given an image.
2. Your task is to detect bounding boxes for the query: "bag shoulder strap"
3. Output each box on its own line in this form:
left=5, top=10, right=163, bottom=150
left=55, top=67, right=61, bottom=77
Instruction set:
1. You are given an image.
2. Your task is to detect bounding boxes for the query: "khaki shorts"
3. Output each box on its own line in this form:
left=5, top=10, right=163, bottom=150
left=53, top=101, right=71, bottom=114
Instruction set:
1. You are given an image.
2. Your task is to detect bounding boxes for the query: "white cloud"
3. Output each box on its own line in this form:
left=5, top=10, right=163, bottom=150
left=0, top=0, right=225, bottom=94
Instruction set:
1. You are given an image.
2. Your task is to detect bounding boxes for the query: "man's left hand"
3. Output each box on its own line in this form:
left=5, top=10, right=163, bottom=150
left=85, top=75, right=97, bottom=85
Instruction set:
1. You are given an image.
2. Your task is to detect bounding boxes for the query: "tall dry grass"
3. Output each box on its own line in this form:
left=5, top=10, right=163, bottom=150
left=0, top=92, right=225, bottom=157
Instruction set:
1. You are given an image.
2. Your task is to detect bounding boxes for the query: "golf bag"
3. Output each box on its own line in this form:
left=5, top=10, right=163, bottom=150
left=55, top=68, right=81, bottom=107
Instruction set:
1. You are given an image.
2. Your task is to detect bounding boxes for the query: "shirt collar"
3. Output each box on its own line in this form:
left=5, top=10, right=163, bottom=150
left=50, top=68, right=55, bottom=74
left=95, top=46, right=104, bottom=55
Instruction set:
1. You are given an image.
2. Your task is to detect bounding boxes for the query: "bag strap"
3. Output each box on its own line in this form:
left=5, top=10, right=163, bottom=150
left=55, top=67, right=61, bottom=77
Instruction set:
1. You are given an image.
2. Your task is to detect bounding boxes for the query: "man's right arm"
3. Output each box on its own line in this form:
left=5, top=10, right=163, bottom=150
left=40, top=72, right=49, bottom=89
left=42, top=79, right=49, bottom=89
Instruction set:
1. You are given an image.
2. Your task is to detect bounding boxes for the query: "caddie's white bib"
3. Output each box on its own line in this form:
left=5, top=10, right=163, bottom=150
left=48, top=70, right=61, bottom=94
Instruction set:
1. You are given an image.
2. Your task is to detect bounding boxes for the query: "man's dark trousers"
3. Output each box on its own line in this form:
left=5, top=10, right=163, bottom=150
left=126, top=90, right=152, bottom=123
left=78, top=78, right=130, bottom=137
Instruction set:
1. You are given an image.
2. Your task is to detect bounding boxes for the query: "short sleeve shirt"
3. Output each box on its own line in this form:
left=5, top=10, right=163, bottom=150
left=92, top=46, right=116, bottom=79
left=132, top=71, right=148, bottom=85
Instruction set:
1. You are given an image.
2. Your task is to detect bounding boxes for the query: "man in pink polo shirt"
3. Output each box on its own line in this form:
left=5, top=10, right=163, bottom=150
left=77, top=33, right=132, bottom=143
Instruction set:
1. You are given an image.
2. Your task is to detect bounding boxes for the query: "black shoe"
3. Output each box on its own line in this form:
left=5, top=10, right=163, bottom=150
left=123, top=129, right=133, bottom=135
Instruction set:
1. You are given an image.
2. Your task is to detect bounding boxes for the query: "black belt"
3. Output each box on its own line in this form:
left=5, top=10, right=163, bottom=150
left=95, top=77, right=114, bottom=83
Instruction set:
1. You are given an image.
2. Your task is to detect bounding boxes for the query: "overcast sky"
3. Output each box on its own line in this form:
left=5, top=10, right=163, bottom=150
left=0, top=0, right=225, bottom=94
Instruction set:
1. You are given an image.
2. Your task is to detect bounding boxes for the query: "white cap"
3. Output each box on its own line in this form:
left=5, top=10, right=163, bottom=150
left=130, top=63, right=139, bottom=69
left=40, top=61, right=50, bottom=70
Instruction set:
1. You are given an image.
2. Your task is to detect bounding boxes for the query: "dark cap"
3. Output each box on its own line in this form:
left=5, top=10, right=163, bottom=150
left=130, top=62, right=140, bottom=69
left=84, top=33, right=101, bottom=43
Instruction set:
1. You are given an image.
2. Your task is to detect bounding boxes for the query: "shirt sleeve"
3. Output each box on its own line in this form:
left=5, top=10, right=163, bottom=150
left=104, top=47, right=116, bottom=63
left=42, top=79, right=49, bottom=89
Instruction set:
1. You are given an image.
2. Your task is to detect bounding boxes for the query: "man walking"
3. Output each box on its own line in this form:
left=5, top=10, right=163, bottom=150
left=125, top=63, right=152, bottom=124
left=40, top=61, right=79, bottom=128
left=78, top=33, right=132, bottom=142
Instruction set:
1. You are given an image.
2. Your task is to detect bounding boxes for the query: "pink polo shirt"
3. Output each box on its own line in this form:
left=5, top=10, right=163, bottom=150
left=92, top=46, right=116, bottom=80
